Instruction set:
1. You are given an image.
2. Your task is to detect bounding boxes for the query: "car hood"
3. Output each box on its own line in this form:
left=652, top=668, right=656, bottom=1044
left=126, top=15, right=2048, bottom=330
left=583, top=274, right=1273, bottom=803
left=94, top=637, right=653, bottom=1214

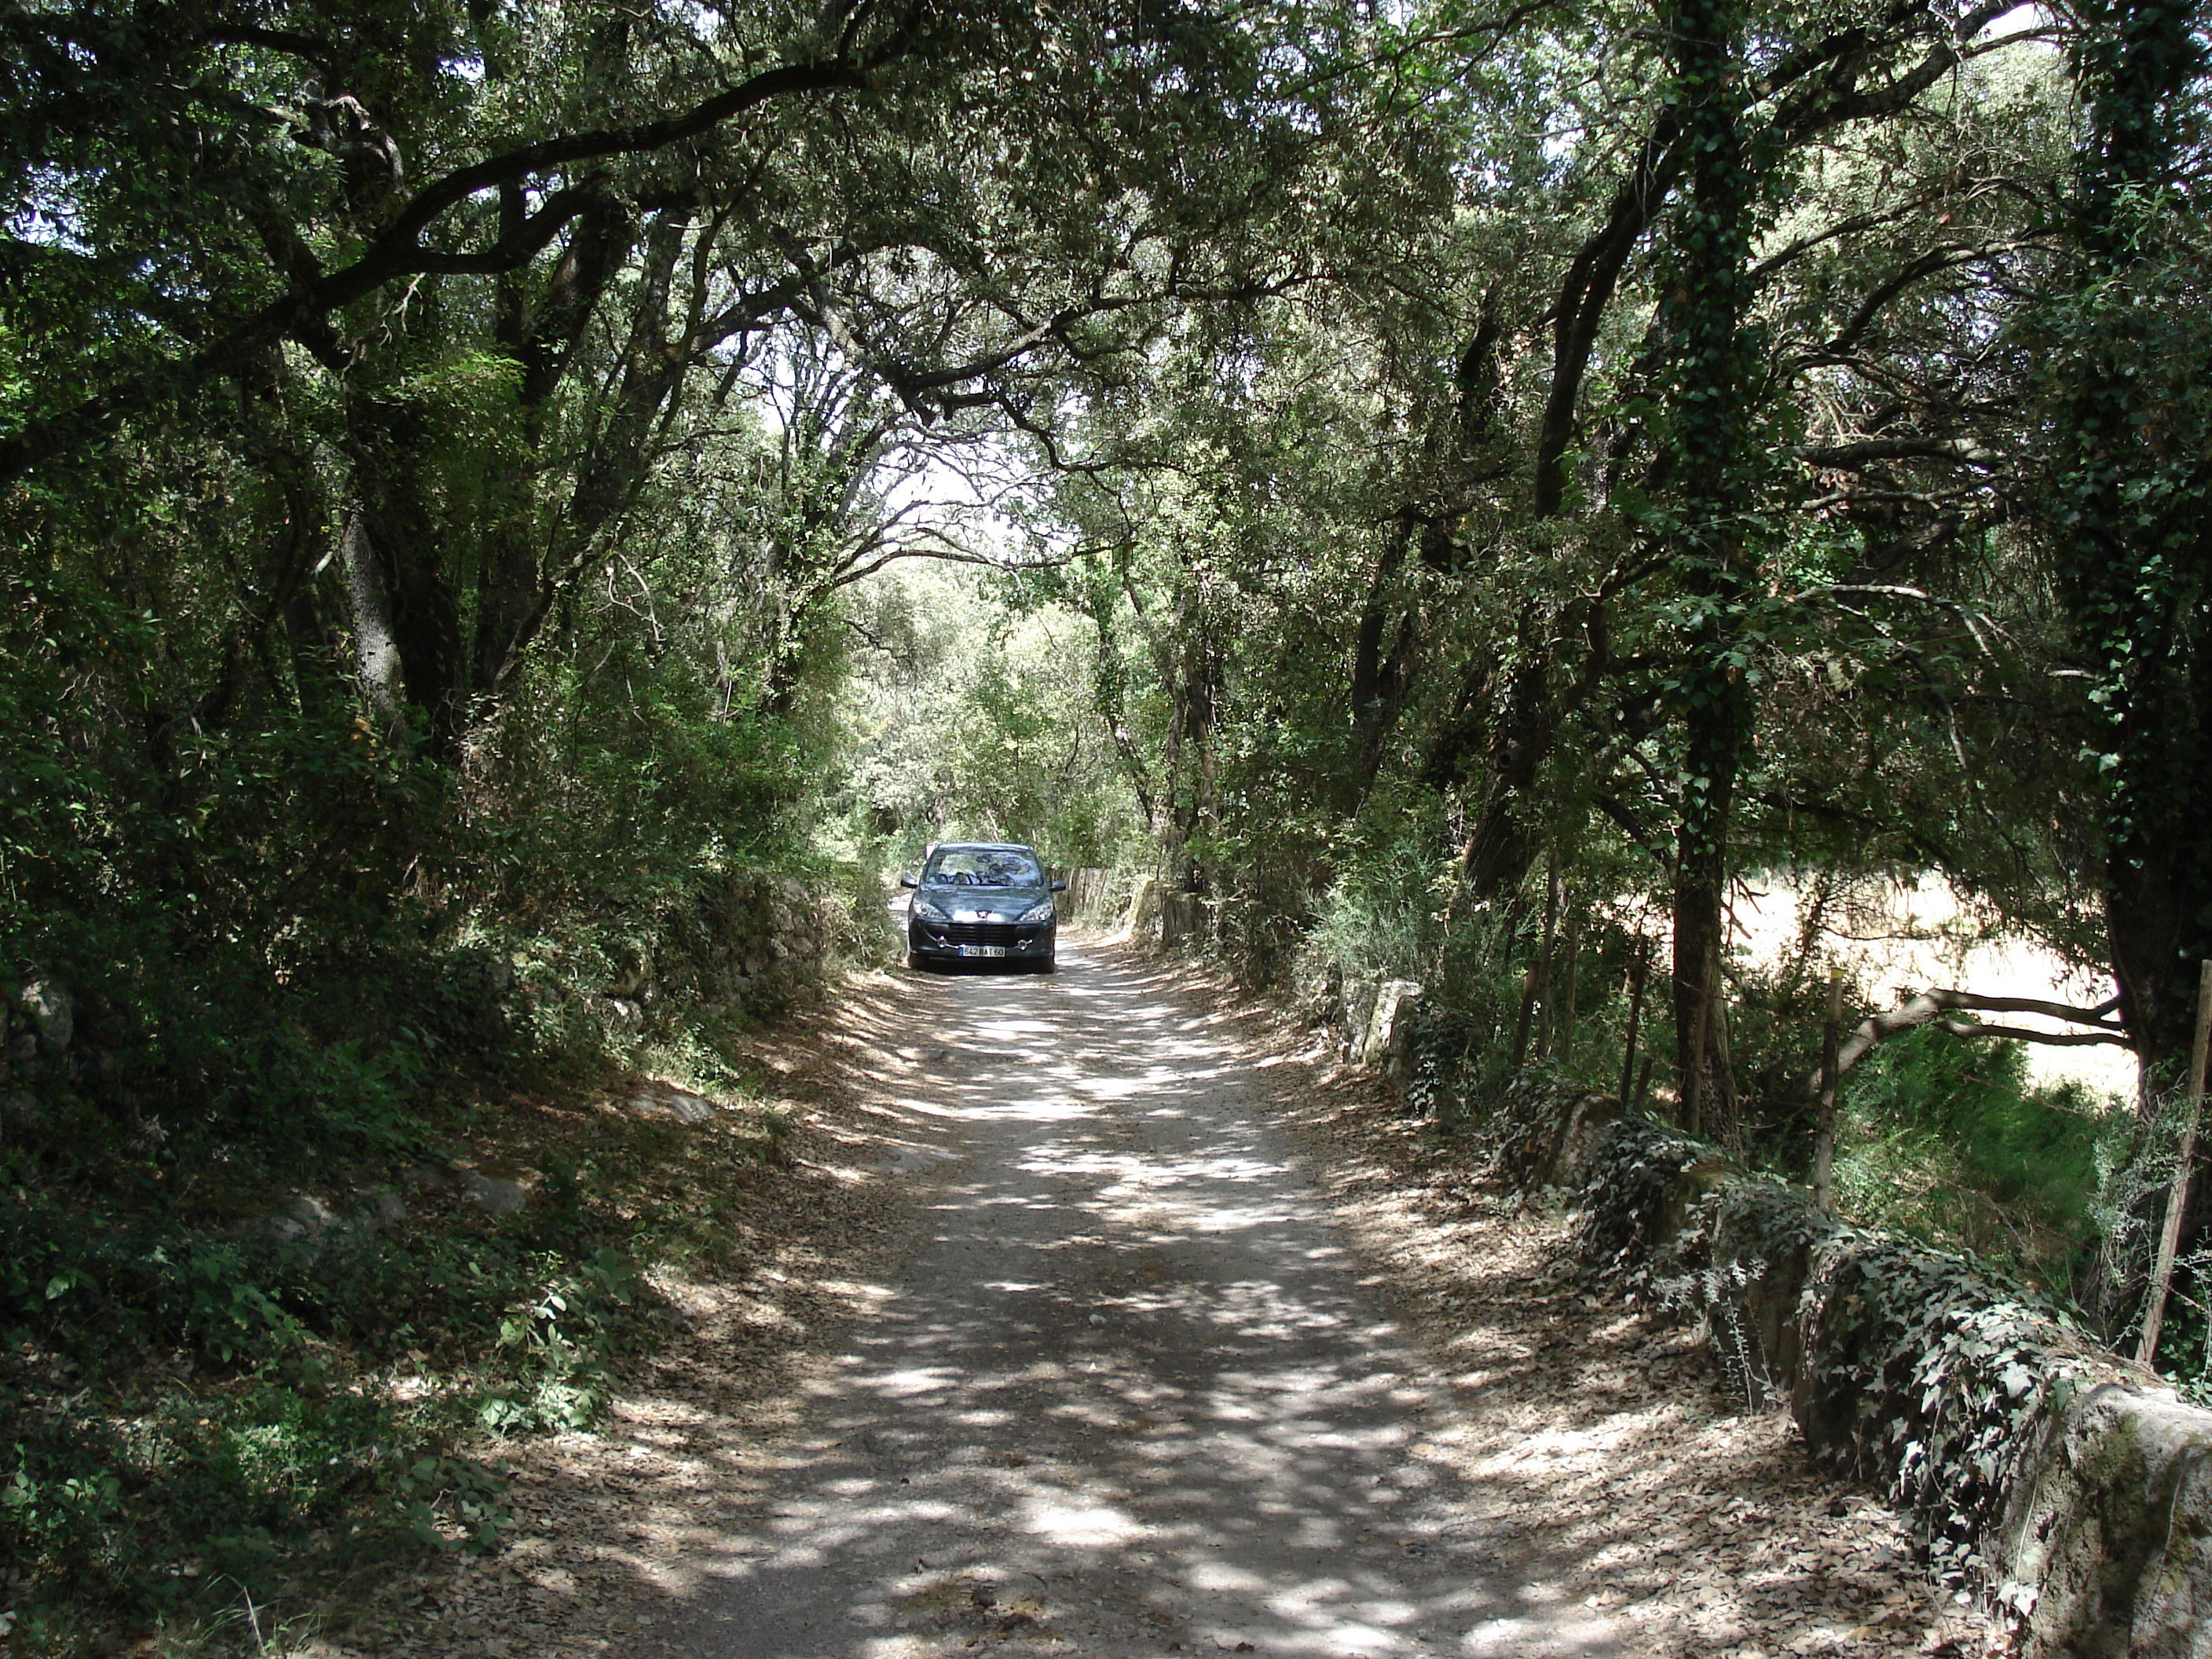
left=914, top=885, right=1051, bottom=922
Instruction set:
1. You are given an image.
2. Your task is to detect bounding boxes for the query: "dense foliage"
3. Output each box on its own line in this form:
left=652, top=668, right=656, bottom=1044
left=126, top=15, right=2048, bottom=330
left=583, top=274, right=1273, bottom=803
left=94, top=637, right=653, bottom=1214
left=5, top=0, right=2212, bottom=1646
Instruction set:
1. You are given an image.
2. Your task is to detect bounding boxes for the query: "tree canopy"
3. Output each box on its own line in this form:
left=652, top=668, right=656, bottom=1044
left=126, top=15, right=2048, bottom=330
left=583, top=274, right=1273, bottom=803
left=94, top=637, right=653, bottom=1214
left=5, top=0, right=2212, bottom=1377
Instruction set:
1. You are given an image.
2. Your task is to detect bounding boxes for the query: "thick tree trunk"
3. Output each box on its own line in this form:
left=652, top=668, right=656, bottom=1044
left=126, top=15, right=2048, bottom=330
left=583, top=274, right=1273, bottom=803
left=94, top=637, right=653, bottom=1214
left=337, top=206, right=665, bottom=746
left=1342, top=515, right=1421, bottom=817
left=1661, top=0, right=1758, bottom=1133
left=1448, top=607, right=1555, bottom=905
left=1086, top=569, right=1158, bottom=831
left=1433, top=7, right=1969, bottom=947
left=339, top=396, right=468, bottom=754
left=2053, top=0, right=2212, bottom=1078
left=1671, top=675, right=1747, bottom=1132
left=474, top=204, right=630, bottom=697
left=338, top=507, right=405, bottom=727
left=1431, top=121, right=1684, bottom=907
left=1155, top=573, right=1222, bottom=910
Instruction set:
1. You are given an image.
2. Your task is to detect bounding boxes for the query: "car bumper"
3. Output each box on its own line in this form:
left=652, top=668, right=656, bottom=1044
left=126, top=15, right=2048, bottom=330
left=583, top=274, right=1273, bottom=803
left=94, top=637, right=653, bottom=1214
left=907, top=918, right=1057, bottom=961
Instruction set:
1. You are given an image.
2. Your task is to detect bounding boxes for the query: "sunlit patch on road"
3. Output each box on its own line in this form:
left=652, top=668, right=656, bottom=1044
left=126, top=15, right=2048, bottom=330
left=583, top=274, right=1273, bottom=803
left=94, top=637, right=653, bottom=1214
left=663, top=940, right=1623, bottom=1659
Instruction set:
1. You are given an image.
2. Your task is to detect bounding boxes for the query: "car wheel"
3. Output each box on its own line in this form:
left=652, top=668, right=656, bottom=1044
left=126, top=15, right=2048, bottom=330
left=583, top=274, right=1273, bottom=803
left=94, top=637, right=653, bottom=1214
left=1037, top=954, right=1057, bottom=975
left=906, top=949, right=927, bottom=972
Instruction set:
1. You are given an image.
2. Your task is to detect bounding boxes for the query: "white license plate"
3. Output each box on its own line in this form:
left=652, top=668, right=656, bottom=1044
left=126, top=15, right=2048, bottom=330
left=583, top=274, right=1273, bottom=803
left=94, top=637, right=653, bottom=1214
left=959, top=944, right=1008, bottom=958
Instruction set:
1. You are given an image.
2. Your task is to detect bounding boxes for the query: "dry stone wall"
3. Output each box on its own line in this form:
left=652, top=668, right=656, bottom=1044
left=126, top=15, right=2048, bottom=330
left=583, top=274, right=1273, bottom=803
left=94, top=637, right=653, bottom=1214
left=563, top=868, right=837, bottom=1041
left=1504, top=1077, right=2212, bottom=1658
left=1304, top=968, right=1426, bottom=1081
left=639, top=869, right=830, bottom=1013
left=1057, top=866, right=1124, bottom=925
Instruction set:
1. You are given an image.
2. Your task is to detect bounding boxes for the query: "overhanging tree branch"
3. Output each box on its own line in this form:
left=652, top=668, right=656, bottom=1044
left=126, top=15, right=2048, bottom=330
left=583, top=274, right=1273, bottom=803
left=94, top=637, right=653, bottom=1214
left=0, top=29, right=921, bottom=486
left=1807, top=986, right=2133, bottom=1099
left=1793, top=437, right=2005, bottom=469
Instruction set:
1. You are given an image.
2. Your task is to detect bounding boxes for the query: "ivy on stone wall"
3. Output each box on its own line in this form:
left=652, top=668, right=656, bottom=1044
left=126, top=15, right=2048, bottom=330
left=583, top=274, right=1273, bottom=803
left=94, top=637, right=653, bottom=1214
left=1576, top=1117, right=2116, bottom=1630
left=1800, top=1231, right=2097, bottom=1592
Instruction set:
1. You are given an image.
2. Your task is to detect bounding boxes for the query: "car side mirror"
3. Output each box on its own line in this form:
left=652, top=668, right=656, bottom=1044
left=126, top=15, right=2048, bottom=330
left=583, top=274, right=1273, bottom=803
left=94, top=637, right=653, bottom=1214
left=1050, top=878, right=1068, bottom=892
left=899, top=874, right=919, bottom=889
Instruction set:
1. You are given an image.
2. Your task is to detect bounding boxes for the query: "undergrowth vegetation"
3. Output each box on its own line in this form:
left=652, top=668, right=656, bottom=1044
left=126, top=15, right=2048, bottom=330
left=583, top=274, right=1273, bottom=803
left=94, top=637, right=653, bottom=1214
left=1252, top=796, right=2137, bottom=1305
left=0, top=1000, right=822, bottom=1654
left=1830, top=1030, right=2120, bottom=1290
left=2, top=590, right=886, bottom=1650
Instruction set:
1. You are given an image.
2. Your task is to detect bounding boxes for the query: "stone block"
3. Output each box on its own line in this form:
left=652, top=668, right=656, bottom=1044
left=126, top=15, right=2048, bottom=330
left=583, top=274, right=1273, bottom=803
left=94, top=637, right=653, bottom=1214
left=1124, top=874, right=1162, bottom=941
left=354, top=1189, right=408, bottom=1233
left=460, top=1167, right=533, bottom=1216
left=1998, top=1383, right=2212, bottom=1657
left=1536, top=1090, right=1624, bottom=1189
left=1341, top=977, right=1381, bottom=1063
left=269, top=1193, right=339, bottom=1242
left=1365, top=980, right=1423, bottom=1079
left=631, top=1082, right=716, bottom=1124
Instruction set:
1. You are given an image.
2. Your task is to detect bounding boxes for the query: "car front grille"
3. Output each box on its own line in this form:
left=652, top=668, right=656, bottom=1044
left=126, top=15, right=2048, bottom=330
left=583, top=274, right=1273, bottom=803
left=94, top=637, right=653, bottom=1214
left=937, top=921, right=1027, bottom=947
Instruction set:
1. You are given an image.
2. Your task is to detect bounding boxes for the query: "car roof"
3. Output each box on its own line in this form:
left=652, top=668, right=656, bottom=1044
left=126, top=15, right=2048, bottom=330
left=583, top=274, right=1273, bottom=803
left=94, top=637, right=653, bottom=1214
left=928, top=841, right=1039, bottom=854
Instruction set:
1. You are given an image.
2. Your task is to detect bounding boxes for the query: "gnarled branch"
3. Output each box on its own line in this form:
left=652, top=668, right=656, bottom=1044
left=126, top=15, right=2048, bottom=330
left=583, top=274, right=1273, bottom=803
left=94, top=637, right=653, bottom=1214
left=0, top=28, right=921, bottom=486
left=1808, top=985, right=2131, bottom=1100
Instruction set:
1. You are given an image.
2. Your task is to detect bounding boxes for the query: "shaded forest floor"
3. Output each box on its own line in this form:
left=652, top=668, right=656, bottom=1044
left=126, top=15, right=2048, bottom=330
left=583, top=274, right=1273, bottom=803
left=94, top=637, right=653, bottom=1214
left=1278, top=1053, right=1993, bottom=1657
left=265, top=939, right=1988, bottom=1659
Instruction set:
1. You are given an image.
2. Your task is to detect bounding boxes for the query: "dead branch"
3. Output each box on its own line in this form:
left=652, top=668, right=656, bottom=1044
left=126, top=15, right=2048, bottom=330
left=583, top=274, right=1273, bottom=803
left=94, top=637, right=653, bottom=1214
left=1808, top=986, right=2131, bottom=1098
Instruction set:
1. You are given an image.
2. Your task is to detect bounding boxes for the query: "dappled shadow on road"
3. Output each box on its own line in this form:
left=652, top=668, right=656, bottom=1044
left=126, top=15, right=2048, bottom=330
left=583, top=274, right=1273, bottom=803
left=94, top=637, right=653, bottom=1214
left=640, top=941, right=1619, bottom=1659
left=418, top=941, right=1969, bottom=1659
left=1269, top=1014, right=1986, bottom=1658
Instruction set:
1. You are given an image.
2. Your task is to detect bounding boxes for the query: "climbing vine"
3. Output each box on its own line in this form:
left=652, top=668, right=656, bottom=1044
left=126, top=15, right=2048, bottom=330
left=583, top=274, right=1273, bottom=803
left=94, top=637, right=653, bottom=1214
left=1577, top=1116, right=2111, bottom=1625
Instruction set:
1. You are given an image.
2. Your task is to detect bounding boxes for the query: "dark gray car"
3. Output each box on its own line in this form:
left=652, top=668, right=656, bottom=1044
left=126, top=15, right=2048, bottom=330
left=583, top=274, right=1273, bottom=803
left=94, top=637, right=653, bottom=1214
left=900, top=841, right=1065, bottom=972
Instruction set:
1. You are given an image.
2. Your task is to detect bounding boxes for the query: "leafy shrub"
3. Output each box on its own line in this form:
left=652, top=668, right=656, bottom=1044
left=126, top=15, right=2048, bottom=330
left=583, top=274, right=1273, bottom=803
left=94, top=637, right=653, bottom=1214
left=0, top=1164, right=664, bottom=1639
left=1833, top=1027, right=2126, bottom=1281
left=476, top=1247, right=644, bottom=1434
left=0, top=1374, right=511, bottom=1637
left=1299, top=789, right=1450, bottom=986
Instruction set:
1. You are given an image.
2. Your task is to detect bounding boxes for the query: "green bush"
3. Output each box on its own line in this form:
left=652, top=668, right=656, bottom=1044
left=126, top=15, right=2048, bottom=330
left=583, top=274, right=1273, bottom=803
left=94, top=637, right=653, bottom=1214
left=1833, top=1026, right=2125, bottom=1282
left=0, top=1161, right=671, bottom=1639
left=1301, top=797, right=1448, bottom=986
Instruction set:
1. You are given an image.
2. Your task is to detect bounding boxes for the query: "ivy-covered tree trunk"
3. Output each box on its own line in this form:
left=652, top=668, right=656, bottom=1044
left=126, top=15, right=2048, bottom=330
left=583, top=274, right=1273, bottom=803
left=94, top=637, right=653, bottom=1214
left=2051, top=0, right=2212, bottom=1077
left=1660, top=0, right=1761, bottom=1135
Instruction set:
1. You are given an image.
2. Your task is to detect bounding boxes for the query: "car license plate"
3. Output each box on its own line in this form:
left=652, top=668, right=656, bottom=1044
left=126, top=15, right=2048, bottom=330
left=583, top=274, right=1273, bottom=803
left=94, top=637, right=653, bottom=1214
left=959, top=944, right=1008, bottom=958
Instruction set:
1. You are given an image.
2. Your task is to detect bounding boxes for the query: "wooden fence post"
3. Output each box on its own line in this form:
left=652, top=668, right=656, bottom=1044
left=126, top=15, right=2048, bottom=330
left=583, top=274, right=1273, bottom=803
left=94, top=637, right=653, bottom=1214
left=1534, top=851, right=1561, bottom=1057
left=1558, top=918, right=1580, bottom=1065
left=2137, top=958, right=2212, bottom=1369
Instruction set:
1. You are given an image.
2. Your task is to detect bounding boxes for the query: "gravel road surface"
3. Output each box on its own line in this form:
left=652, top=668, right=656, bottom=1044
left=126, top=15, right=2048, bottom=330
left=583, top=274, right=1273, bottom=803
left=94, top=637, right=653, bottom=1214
left=666, top=939, right=1619, bottom=1659
left=363, top=937, right=1979, bottom=1659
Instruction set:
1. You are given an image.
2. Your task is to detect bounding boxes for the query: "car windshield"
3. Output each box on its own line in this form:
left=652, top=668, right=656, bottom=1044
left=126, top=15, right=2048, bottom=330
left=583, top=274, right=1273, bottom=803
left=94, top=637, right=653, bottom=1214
left=923, top=848, right=1042, bottom=887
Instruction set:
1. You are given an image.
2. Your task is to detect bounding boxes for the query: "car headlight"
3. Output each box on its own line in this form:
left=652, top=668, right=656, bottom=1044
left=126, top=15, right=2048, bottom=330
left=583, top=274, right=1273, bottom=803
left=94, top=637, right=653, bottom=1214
left=1016, top=900, right=1055, bottom=924
left=910, top=896, right=950, bottom=921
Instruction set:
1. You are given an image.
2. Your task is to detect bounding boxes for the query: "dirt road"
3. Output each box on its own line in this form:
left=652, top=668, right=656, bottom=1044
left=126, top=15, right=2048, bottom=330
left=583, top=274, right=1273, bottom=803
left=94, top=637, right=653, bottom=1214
left=667, top=937, right=1618, bottom=1659
left=371, top=938, right=1979, bottom=1659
